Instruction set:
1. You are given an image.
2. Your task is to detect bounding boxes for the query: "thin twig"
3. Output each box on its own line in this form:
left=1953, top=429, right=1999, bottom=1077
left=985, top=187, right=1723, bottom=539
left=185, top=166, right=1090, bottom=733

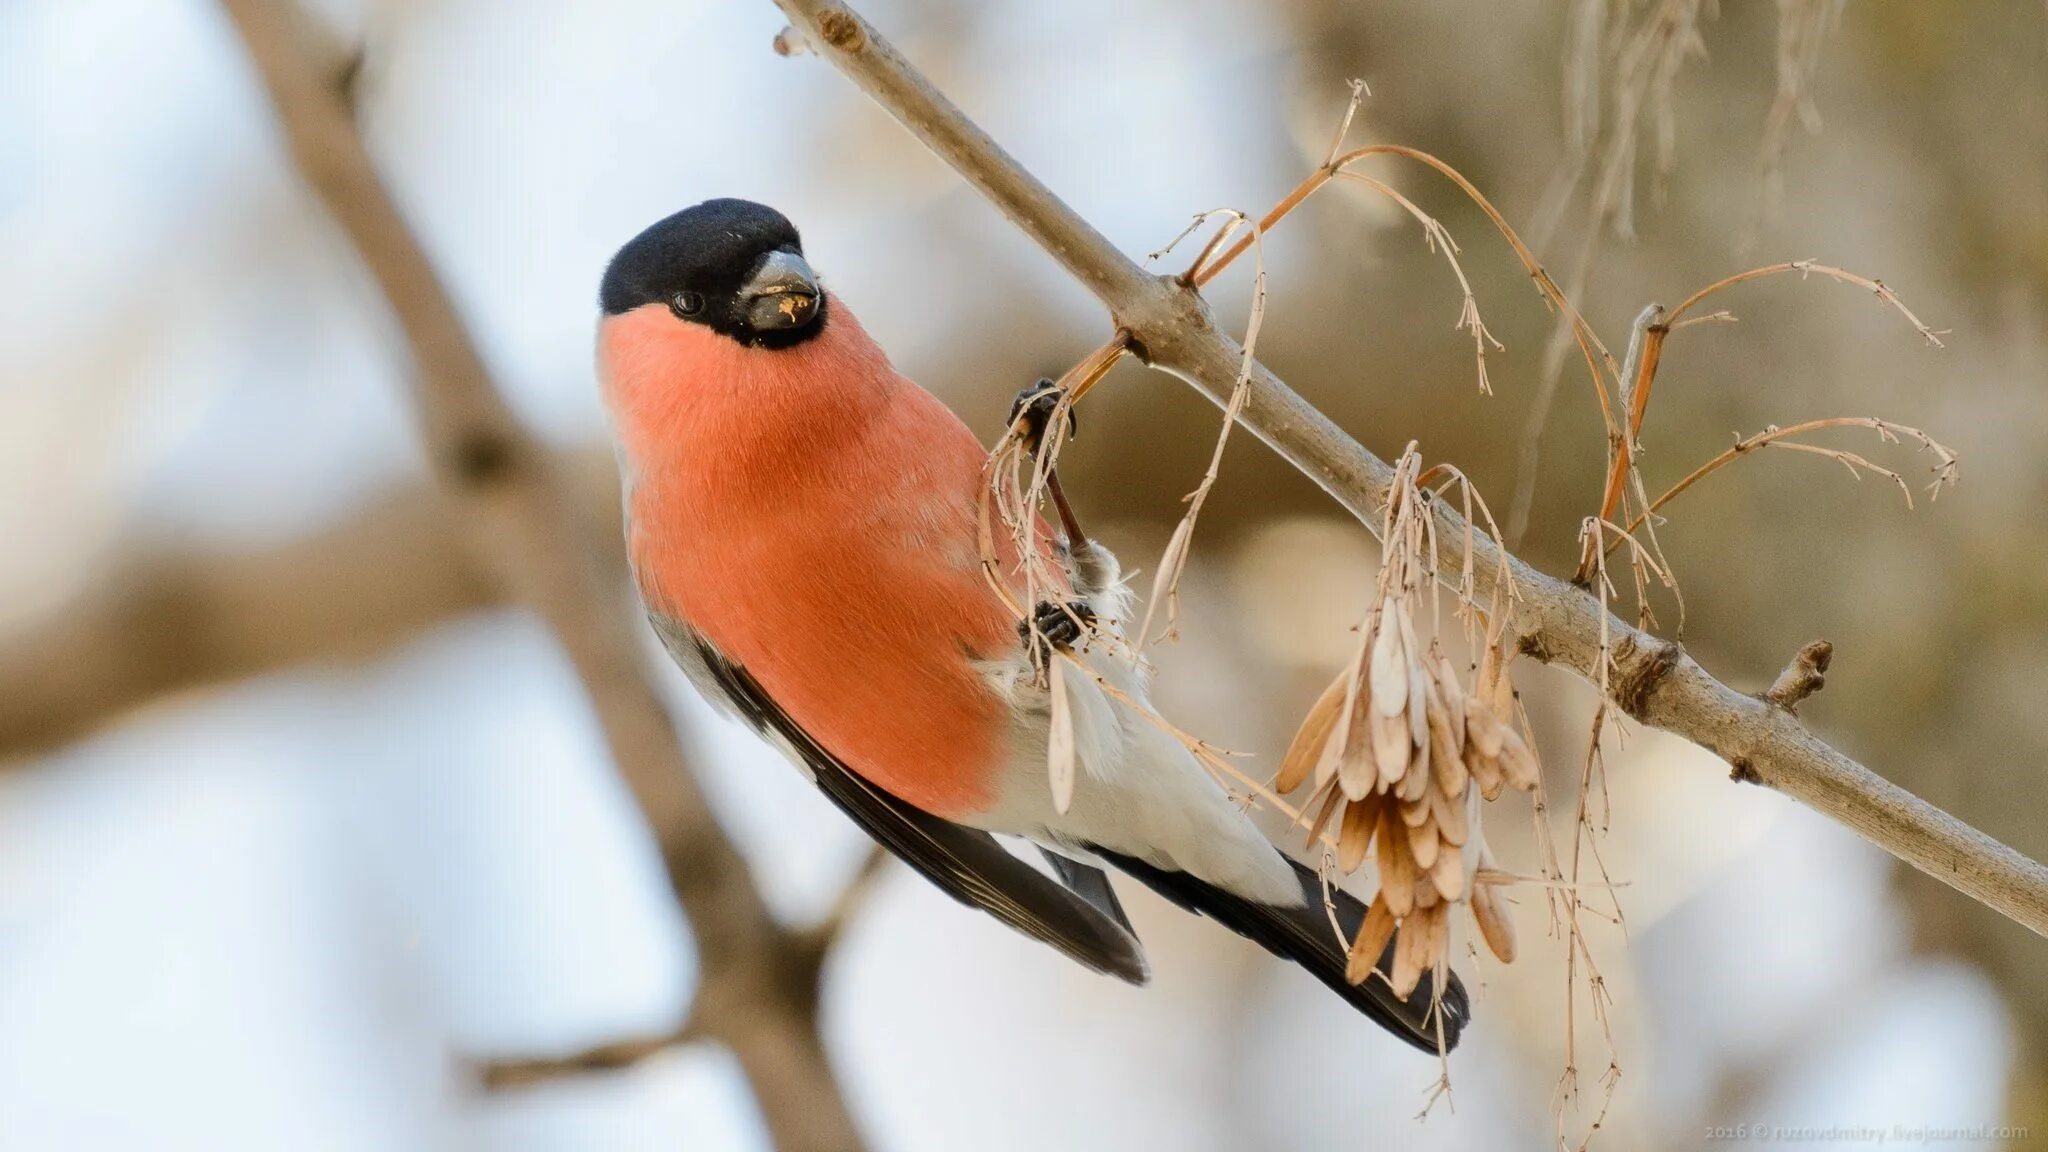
left=1575, top=304, right=1671, bottom=584
left=1665, top=259, right=1949, bottom=346
left=1138, top=208, right=1267, bottom=648
left=480, top=1022, right=702, bottom=1091
left=804, top=846, right=895, bottom=948
left=1763, top=639, right=1834, bottom=714
left=485, top=844, right=895, bottom=1092
left=1628, top=417, right=1959, bottom=536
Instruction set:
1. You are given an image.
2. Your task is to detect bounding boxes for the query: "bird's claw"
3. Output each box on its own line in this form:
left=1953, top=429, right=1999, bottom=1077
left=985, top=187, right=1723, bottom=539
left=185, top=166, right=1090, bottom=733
left=1009, top=379, right=1077, bottom=453
left=1021, top=599, right=1096, bottom=656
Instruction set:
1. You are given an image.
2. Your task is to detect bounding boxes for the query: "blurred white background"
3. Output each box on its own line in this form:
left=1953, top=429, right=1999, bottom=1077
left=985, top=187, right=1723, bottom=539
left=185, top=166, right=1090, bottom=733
left=2, top=1, right=2042, bottom=1149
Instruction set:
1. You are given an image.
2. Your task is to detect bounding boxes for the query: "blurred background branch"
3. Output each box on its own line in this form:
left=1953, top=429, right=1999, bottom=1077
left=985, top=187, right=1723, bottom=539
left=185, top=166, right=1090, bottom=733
left=213, top=2, right=869, bottom=1149
left=0, top=450, right=613, bottom=761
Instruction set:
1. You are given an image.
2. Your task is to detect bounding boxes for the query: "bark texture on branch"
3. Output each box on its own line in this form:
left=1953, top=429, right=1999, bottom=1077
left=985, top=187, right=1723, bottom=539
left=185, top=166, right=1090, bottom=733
left=768, top=0, right=2048, bottom=938
left=216, top=4, right=868, bottom=1148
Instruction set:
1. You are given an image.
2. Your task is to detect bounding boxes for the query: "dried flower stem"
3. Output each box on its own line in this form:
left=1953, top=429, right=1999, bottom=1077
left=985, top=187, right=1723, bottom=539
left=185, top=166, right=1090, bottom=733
left=1138, top=209, right=1268, bottom=647
left=1630, top=417, right=1959, bottom=538
left=1664, top=259, right=1949, bottom=345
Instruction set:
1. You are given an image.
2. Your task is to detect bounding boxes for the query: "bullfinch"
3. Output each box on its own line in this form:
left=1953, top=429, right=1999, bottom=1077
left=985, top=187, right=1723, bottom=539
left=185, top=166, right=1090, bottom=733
left=596, top=198, right=1466, bottom=1052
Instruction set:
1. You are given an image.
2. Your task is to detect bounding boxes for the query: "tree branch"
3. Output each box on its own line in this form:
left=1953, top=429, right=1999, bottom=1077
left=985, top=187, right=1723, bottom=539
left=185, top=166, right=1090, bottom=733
left=768, top=0, right=2048, bottom=938
left=0, top=451, right=614, bottom=763
left=480, top=1021, right=704, bottom=1092
left=481, top=846, right=892, bottom=1091
left=1763, top=639, right=1834, bottom=715
left=217, top=4, right=868, bottom=1148
left=791, top=846, right=893, bottom=969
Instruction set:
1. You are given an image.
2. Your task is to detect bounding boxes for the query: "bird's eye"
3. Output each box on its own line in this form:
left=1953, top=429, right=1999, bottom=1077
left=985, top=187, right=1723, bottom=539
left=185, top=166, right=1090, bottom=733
left=670, top=291, right=705, bottom=318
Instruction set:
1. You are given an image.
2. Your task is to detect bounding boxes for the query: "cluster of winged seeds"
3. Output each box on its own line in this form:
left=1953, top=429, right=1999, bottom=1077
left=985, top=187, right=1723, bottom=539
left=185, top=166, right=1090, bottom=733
left=1274, top=459, right=1538, bottom=1000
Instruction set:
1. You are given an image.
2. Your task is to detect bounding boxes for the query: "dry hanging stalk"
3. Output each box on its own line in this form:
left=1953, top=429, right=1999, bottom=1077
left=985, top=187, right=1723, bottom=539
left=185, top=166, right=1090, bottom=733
left=1136, top=208, right=1269, bottom=648
left=979, top=366, right=1314, bottom=821
left=976, top=342, right=1122, bottom=657
left=1122, top=89, right=1534, bottom=640
left=986, top=79, right=1626, bottom=658
left=976, top=205, right=1275, bottom=810
left=1275, top=448, right=1536, bottom=1000
left=1582, top=260, right=1959, bottom=578
left=1515, top=0, right=1853, bottom=545
left=1330, top=170, right=1504, bottom=395
left=1189, top=90, right=1619, bottom=419
left=977, top=380, right=1106, bottom=814
left=1550, top=516, right=1673, bottom=1146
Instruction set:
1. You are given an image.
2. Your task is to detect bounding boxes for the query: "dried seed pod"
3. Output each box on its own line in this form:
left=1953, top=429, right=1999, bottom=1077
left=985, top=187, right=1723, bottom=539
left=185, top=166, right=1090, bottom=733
left=1402, top=615, right=1429, bottom=749
left=1338, top=672, right=1381, bottom=801
left=1474, top=633, right=1500, bottom=704
left=1345, top=894, right=1398, bottom=985
left=1304, top=779, right=1345, bottom=845
left=1470, top=750, right=1507, bottom=801
left=1413, top=872, right=1441, bottom=909
left=1368, top=708, right=1408, bottom=787
left=1408, top=813, right=1440, bottom=871
left=1047, top=658, right=1076, bottom=814
left=1429, top=838, right=1465, bottom=901
left=1370, top=611, right=1409, bottom=717
left=1437, top=654, right=1467, bottom=742
left=1422, top=897, right=1451, bottom=975
left=1486, top=635, right=1516, bottom=720
left=1427, top=692, right=1469, bottom=797
left=1402, top=747, right=1432, bottom=804
left=1466, top=705, right=1508, bottom=799
left=1465, top=703, right=1507, bottom=759
left=1277, top=668, right=1348, bottom=794
left=1284, top=450, right=1537, bottom=987
left=1390, top=913, right=1426, bottom=998
left=1498, top=725, right=1541, bottom=792
left=1377, top=807, right=1415, bottom=917
left=1312, top=688, right=1352, bottom=793
left=1399, top=792, right=1432, bottom=828
left=1337, top=794, right=1378, bottom=873
left=1470, top=877, right=1516, bottom=963
left=1430, top=777, right=1469, bottom=846
left=1408, top=684, right=1430, bottom=756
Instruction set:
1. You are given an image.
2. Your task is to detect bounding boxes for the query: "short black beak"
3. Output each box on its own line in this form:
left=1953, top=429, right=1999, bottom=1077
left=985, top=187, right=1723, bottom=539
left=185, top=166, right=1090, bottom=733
left=741, top=250, right=821, bottom=332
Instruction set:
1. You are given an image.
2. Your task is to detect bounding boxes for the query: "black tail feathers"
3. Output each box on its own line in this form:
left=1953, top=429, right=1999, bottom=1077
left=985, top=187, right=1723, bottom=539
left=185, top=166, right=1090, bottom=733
left=1092, top=848, right=1468, bottom=1053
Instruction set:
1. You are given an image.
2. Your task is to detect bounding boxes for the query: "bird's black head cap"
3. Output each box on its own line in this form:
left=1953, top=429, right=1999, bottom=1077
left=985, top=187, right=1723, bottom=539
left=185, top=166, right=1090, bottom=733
left=600, top=198, right=826, bottom=349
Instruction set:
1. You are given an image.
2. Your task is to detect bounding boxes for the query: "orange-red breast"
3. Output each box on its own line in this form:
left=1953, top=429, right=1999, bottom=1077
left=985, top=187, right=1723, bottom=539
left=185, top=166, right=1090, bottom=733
left=597, top=199, right=1465, bottom=1052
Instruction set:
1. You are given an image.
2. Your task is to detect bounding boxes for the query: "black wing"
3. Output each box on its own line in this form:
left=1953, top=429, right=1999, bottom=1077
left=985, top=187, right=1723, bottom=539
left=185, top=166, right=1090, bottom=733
left=682, top=629, right=1149, bottom=985
left=1093, top=847, right=1468, bottom=1053
left=1040, top=849, right=1136, bottom=936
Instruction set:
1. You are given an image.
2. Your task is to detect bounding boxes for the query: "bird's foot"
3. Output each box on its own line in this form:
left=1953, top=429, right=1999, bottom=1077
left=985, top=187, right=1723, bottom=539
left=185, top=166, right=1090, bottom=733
left=1020, top=599, right=1096, bottom=656
left=1009, top=379, right=1077, bottom=453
